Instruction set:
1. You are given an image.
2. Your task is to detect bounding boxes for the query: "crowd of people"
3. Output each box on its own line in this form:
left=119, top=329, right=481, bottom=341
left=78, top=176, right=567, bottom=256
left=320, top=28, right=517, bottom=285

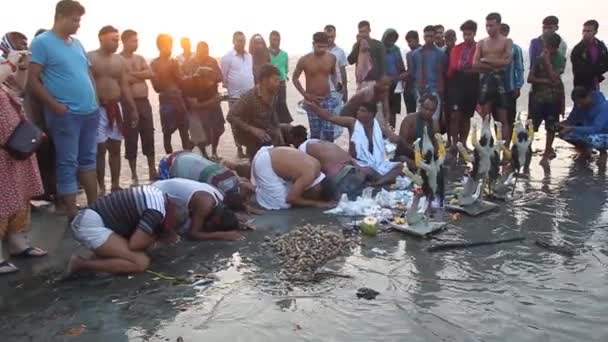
left=1, top=0, right=607, bottom=275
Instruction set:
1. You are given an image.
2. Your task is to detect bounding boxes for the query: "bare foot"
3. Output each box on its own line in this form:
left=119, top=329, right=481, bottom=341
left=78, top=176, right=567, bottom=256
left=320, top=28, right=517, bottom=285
left=148, top=170, right=158, bottom=181
left=131, top=177, right=139, bottom=187
left=66, top=255, right=85, bottom=275
left=111, top=186, right=123, bottom=193
left=539, top=157, right=550, bottom=167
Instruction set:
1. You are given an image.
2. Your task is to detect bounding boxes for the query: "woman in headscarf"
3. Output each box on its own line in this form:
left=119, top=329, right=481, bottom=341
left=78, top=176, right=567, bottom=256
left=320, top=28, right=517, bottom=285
left=249, top=34, right=270, bottom=84
left=382, top=29, right=407, bottom=128
left=0, top=50, right=47, bottom=274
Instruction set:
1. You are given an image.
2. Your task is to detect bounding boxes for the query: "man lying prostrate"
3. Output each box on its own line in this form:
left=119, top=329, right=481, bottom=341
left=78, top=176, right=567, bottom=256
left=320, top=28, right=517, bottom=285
left=560, top=87, right=608, bottom=159
left=288, top=126, right=369, bottom=200
left=251, top=146, right=336, bottom=210
left=68, top=186, right=177, bottom=275
left=304, top=101, right=404, bottom=185
left=158, top=151, right=259, bottom=213
left=153, top=178, right=243, bottom=241
left=395, top=94, right=440, bottom=168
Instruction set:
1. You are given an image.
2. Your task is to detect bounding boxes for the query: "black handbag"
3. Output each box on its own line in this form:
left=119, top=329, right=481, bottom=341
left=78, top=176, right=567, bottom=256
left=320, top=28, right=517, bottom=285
left=2, top=118, right=44, bottom=160
left=1, top=93, right=44, bottom=160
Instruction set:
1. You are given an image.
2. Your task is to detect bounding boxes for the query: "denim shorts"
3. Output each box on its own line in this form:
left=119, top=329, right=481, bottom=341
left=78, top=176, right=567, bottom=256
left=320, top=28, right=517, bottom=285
left=45, top=108, right=99, bottom=195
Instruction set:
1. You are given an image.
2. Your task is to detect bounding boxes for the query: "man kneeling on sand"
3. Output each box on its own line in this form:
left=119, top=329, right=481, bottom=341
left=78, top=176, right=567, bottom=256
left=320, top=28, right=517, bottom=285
left=287, top=126, right=370, bottom=200
left=304, top=101, right=404, bottom=185
left=251, top=146, right=336, bottom=210
left=68, top=186, right=178, bottom=274
left=153, top=178, right=244, bottom=241
left=158, top=150, right=259, bottom=213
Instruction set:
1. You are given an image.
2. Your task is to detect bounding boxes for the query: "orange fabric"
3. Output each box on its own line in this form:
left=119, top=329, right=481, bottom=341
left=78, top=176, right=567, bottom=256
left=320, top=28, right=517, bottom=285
left=0, top=207, right=30, bottom=240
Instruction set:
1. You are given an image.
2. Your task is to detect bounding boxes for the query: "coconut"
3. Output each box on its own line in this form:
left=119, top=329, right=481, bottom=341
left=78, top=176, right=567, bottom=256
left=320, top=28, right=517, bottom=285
left=360, top=216, right=378, bottom=236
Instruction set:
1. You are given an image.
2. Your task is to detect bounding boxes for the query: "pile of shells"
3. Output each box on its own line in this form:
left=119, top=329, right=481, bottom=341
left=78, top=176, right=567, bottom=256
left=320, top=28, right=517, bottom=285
left=271, top=224, right=358, bottom=281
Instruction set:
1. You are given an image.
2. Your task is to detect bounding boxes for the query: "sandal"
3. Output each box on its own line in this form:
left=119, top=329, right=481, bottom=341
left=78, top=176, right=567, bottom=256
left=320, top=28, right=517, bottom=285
left=0, top=260, right=19, bottom=274
left=10, top=246, right=48, bottom=258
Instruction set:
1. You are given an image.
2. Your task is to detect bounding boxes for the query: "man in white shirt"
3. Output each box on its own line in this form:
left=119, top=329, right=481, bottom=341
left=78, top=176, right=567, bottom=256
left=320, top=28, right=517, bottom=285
left=221, top=31, right=254, bottom=158
left=324, top=24, right=348, bottom=102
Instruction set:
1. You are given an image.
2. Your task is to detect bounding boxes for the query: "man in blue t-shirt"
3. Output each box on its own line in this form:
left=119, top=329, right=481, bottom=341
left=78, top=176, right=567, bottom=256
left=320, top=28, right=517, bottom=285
left=28, top=0, right=99, bottom=219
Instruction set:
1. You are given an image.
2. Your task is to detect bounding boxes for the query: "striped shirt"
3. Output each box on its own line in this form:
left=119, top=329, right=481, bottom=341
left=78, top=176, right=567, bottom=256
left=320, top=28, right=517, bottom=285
left=89, top=186, right=166, bottom=237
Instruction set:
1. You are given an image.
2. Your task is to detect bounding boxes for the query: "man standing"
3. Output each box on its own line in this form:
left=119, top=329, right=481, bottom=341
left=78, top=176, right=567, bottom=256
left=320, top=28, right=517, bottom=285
left=445, top=29, right=457, bottom=55
left=293, top=32, right=339, bottom=142
left=571, top=20, right=608, bottom=89
left=89, top=26, right=138, bottom=194
left=226, top=64, right=283, bottom=159
left=348, top=20, right=386, bottom=90
left=28, top=0, right=99, bottom=219
left=269, top=30, right=293, bottom=124
left=176, top=37, right=193, bottom=70
left=473, top=12, right=513, bottom=142
left=434, top=25, right=446, bottom=50
left=404, top=30, right=421, bottom=114
left=410, top=25, right=447, bottom=133
left=500, top=23, right=525, bottom=145
left=446, top=20, right=479, bottom=154
left=120, top=29, right=156, bottom=186
left=151, top=34, right=191, bottom=154
left=325, top=25, right=349, bottom=102
left=222, top=31, right=254, bottom=158
left=529, top=16, right=568, bottom=69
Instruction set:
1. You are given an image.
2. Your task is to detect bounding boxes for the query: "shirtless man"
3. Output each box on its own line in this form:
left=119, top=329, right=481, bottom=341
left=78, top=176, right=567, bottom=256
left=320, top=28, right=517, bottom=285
left=251, top=146, right=336, bottom=210
left=340, top=78, right=391, bottom=125
left=396, top=94, right=440, bottom=168
left=473, top=12, right=513, bottom=142
left=289, top=129, right=369, bottom=200
left=304, top=100, right=403, bottom=186
left=89, top=25, right=138, bottom=194
left=120, top=29, right=157, bottom=185
left=292, top=32, right=340, bottom=142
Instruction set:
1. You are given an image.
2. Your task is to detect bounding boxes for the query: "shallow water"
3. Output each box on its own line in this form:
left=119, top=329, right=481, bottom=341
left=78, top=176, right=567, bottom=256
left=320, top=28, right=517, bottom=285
left=3, top=136, right=608, bottom=342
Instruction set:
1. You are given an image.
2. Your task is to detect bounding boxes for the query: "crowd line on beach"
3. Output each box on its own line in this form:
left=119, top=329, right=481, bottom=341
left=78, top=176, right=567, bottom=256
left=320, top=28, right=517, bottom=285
left=1, top=0, right=607, bottom=276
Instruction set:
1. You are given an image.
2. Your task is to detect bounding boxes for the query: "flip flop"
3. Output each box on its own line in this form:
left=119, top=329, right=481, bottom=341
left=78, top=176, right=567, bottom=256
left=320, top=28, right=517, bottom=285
left=0, top=261, right=19, bottom=275
left=10, top=246, right=48, bottom=258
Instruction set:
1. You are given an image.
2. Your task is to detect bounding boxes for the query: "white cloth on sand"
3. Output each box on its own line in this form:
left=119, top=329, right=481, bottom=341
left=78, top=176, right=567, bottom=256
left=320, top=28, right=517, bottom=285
left=351, top=118, right=399, bottom=175
left=297, top=138, right=320, bottom=154
left=252, top=146, right=326, bottom=210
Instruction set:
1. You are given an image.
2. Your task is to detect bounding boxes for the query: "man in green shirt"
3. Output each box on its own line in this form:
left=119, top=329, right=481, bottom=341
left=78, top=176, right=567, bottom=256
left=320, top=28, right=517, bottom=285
left=269, top=30, right=293, bottom=124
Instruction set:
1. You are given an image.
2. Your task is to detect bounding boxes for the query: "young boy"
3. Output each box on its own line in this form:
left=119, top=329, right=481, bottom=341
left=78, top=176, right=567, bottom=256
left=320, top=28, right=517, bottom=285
left=528, top=32, right=566, bottom=164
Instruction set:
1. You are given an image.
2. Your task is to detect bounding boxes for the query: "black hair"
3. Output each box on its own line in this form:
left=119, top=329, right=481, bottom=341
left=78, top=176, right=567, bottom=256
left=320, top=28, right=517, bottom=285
left=313, top=32, right=329, bottom=44
left=358, top=21, right=370, bottom=30
left=420, top=93, right=439, bottom=107
left=233, top=31, right=245, bottom=41
left=434, top=24, right=445, bottom=32
left=500, top=23, right=510, bottom=35
left=423, top=25, right=436, bottom=34
left=444, top=29, right=456, bottom=38
left=545, top=32, right=562, bottom=49
left=156, top=34, right=172, bottom=48
left=121, top=29, right=137, bottom=42
left=270, top=30, right=280, bottom=38
left=98, top=25, right=118, bottom=37
left=206, top=204, right=240, bottom=232
left=258, top=64, right=280, bottom=81
left=584, top=20, right=599, bottom=31
left=324, top=25, right=336, bottom=32
left=460, top=20, right=477, bottom=32
left=319, top=177, right=337, bottom=201
left=35, top=29, right=47, bottom=37
left=543, top=16, right=559, bottom=26
left=291, top=125, right=308, bottom=141
left=486, top=12, right=502, bottom=24
left=405, top=30, right=419, bottom=40
left=224, top=191, right=246, bottom=212
left=55, top=0, right=85, bottom=20
left=571, top=86, right=593, bottom=101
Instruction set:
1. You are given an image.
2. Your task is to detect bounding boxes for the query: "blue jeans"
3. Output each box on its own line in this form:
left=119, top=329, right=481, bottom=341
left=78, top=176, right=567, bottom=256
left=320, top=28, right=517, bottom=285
left=44, top=109, right=99, bottom=195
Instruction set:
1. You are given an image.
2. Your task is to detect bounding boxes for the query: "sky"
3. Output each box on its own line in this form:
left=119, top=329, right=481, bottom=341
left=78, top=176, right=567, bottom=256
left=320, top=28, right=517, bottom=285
left=4, top=0, right=608, bottom=58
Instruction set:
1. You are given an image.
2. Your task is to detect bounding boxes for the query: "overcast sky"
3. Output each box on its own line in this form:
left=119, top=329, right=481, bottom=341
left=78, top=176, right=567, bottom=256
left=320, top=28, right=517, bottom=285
left=4, top=0, right=608, bottom=57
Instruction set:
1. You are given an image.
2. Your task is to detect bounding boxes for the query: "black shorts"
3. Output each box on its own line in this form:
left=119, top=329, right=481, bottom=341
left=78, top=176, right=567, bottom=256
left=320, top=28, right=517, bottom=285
left=492, top=90, right=517, bottom=124
left=447, top=74, right=479, bottom=117
left=124, top=98, right=155, bottom=160
left=479, top=71, right=509, bottom=110
left=531, top=101, right=560, bottom=132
